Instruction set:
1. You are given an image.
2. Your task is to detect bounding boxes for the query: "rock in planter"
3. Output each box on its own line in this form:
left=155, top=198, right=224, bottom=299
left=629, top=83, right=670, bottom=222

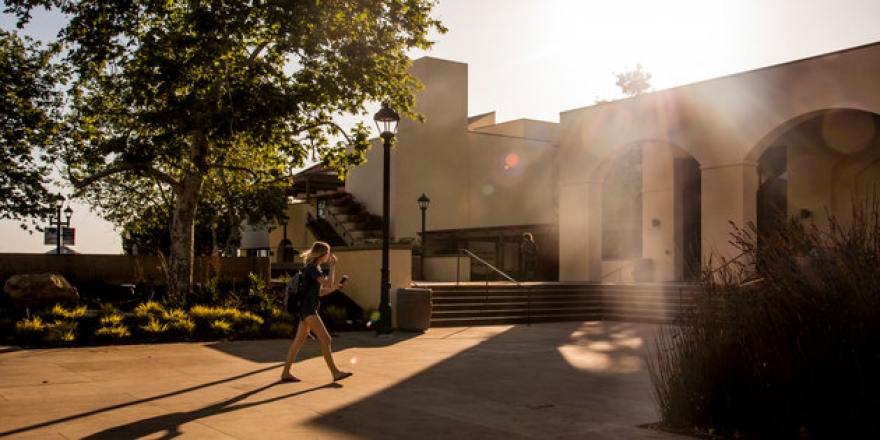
left=4, top=273, right=78, bottom=309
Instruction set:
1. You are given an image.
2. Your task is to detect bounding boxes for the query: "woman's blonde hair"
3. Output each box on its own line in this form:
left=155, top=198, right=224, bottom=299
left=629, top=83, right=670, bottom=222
left=302, top=241, right=331, bottom=264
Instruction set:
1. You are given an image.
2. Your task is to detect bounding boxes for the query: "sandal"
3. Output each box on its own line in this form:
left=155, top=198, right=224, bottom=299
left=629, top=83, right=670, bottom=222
left=280, top=376, right=301, bottom=383
left=333, top=372, right=353, bottom=382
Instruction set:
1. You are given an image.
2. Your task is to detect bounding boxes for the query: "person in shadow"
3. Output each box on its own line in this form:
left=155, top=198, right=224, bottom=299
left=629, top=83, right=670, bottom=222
left=519, top=232, right=539, bottom=281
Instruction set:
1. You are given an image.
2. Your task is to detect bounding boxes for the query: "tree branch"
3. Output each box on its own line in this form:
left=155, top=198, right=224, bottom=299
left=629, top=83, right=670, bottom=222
left=70, top=163, right=181, bottom=192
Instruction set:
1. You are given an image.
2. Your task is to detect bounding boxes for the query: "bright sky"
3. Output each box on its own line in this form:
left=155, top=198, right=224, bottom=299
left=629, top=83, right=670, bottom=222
left=2, top=0, right=880, bottom=254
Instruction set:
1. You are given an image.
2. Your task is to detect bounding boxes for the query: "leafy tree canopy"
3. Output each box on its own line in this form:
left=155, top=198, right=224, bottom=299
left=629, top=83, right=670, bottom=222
left=4, top=0, right=445, bottom=298
left=0, top=28, right=63, bottom=229
left=615, top=63, right=652, bottom=97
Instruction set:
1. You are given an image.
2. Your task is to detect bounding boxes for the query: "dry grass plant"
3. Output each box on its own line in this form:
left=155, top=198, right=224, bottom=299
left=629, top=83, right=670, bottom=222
left=648, top=196, right=880, bottom=438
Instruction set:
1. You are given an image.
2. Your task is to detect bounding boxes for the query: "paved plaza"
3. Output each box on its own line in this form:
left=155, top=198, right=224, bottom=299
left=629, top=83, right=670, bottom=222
left=0, top=321, right=688, bottom=439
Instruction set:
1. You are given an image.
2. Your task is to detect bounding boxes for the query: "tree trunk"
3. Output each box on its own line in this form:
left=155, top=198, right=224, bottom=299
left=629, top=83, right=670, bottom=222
left=168, top=174, right=204, bottom=302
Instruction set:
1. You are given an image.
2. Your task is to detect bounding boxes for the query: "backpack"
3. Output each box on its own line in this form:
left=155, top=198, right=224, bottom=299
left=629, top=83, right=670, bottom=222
left=283, top=271, right=303, bottom=315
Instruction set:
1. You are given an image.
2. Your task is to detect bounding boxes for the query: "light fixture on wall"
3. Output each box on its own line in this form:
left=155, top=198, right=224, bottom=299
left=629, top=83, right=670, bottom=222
left=651, top=218, right=661, bottom=227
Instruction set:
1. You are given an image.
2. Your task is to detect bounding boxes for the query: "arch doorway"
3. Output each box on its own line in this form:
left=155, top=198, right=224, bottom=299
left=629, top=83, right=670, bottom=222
left=757, top=109, right=880, bottom=239
left=601, top=141, right=701, bottom=282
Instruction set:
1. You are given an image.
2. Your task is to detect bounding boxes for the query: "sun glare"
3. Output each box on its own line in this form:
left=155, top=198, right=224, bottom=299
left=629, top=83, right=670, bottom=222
left=527, top=0, right=751, bottom=97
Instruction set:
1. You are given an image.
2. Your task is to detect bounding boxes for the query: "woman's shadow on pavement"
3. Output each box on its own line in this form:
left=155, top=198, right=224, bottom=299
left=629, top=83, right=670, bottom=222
left=81, top=382, right=339, bottom=439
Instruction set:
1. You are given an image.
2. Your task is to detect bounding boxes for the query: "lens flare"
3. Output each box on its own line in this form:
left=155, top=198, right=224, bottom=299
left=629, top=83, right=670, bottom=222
left=505, top=153, right=520, bottom=169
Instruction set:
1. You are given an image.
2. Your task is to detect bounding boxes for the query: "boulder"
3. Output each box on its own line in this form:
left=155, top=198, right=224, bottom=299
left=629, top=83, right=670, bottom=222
left=4, top=273, right=78, bottom=309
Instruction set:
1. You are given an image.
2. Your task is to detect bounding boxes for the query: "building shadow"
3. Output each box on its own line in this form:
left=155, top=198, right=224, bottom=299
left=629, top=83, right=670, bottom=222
left=304, top=321, right=664, bottom=438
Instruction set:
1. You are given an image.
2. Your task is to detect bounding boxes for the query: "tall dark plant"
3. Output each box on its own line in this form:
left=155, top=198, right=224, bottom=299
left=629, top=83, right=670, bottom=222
left=648, top=196, right=880, bottom=438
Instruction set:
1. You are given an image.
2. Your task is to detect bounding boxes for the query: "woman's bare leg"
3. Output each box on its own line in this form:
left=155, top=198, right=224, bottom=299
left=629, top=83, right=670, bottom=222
left=281, top=319, right=311, bottom=380
left=304, top=314, right=350, bottom=380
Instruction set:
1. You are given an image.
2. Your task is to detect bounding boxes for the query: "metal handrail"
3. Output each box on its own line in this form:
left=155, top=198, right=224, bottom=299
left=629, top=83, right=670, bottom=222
left=324, top=208, right=358, bottom=247
left=308, top=211, right=357, bottom=247
left=455, top=248, right=531, bottom=326
left=601, top=261, right=632, bottom=283
left=456, top=248, right=518, bottom=284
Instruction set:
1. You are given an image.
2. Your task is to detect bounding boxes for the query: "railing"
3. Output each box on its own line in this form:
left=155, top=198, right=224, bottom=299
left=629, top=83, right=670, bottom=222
left=456, top=248, right=532, bottom=326
left=323, top=208, right=359, bottom=247
left=307, top=211, right=356, bottom=247
left=601, top=261, right=632, bottom=283
left=456, top=248, right=517, bottom=284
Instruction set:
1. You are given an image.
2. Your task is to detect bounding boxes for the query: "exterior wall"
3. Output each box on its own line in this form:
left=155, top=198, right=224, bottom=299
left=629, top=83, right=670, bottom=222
left=558, top=43, right=880, bottom=281
left=268, top=202, right=318, bottom=261
left=331, top=247, right=412, bottom=327
left=347, top=57, right=471, bottom=242
left=346, top=57, right=557, bottom=244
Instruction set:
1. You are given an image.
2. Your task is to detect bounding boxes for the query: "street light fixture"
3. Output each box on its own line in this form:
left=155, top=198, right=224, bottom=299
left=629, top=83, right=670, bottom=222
left=418, top=193, right=430, bottom=280
left=374, top=102, right=400, bottom=335
left=53, top=194, right=73, bottom=255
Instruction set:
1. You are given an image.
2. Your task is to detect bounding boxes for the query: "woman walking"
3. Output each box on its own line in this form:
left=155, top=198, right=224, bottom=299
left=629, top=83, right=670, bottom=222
left=281, top=241, right=353, bottom=382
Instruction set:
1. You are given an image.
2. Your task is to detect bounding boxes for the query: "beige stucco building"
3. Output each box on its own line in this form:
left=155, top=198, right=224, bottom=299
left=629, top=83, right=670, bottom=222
left=253, top=42, right=880, bottom=288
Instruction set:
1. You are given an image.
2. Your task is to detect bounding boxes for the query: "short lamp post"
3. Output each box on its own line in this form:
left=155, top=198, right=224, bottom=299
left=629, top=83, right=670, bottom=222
left=417, top=193, right=430, bottom=279
left=374, top=102, right=400, bottom=335
left=53, top=194, right=73, bottom=255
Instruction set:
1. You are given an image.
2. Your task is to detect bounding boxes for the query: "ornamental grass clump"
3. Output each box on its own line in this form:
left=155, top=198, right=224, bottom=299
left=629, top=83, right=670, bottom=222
left=648, top=199, right=880, bottom=439
left=44, top=320, right=78, bottom=345
left=15, top=316, right=47, bottom=346
left=47, top=303, right=87, bottom=320
left=134, top=301, right=166, bottom=320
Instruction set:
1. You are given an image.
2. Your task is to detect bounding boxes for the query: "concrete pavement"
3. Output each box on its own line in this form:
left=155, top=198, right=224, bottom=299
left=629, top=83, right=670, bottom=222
left=0, top=321, right=688, bottom=439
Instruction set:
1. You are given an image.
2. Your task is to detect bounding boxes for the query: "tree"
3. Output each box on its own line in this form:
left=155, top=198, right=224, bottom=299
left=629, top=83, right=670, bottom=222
left=0, top=28, right=62, bottom=229
left=5, top=0, right=445, bottom=301
left=614, top=63, right=652, bottom=97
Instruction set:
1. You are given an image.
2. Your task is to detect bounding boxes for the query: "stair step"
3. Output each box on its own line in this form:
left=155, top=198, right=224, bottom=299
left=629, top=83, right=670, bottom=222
left=419, top=282, right=700, bottom=327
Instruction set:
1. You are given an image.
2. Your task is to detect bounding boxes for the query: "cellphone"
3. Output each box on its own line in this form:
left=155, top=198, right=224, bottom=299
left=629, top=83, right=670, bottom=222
left=339, top=275, right=349, bottom=287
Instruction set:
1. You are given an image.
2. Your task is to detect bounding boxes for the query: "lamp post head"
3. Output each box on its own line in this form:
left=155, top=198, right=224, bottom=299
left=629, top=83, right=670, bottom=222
left=55, top=194, right=65, bottom=209
left=418, top=193, right=430, bottom=212
left=64, top=206, right=73, bottom=222
left=373, top=102, right=400, bottom=141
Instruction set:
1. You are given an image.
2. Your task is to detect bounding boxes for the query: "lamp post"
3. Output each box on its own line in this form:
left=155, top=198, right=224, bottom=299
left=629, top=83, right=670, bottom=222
left=53, top=194, right=73, bottom=255
left=374, top=102, right=400, bottom=335
left=418, top=193, right=430, bottom=280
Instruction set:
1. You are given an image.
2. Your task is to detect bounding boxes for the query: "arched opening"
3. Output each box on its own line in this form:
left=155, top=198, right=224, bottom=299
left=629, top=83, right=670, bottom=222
left=601, top=141, right=701, bottom=282
left=757, top=109, right=880, bottom=239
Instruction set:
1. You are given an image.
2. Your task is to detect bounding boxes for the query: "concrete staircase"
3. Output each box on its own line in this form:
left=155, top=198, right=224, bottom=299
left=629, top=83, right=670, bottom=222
left=307, top=192, right=383, bottom=248
left=418, top=282, right=701, bottom=327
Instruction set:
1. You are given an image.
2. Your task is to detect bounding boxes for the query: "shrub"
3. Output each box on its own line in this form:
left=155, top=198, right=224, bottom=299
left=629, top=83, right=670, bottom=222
left=95, top=324, right=131, bottom=340
left=168, top=318, right=196, bottom=336
left=209, top=319, right=234, bottom=336
left=44, top=320, right=78, bottom=344
left=268, top=322, right=295, bottom=338
left=189, top=305, right=235, bottom=322
left=100, top=314, right=124, bottom=327
left=236, top=311, right=264, bottom=327
left=47, top=303, right=87, bottom=320
left=648, top=201, right=880, bottom=439
left=140, top=317, right=169, bottom=336
left=98, top=303, right=120, bottom=318
left=15, top=316, right=46, bottom=338
left=324, top=305, right=348, bottom=326
left=134, top=301, right=166, bottom=320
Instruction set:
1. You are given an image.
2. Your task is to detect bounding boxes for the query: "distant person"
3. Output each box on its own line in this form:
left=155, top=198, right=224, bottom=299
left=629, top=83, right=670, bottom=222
left=280, top=241, right=353, bottom=383
left=520, top=232, right=538, bottom=281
